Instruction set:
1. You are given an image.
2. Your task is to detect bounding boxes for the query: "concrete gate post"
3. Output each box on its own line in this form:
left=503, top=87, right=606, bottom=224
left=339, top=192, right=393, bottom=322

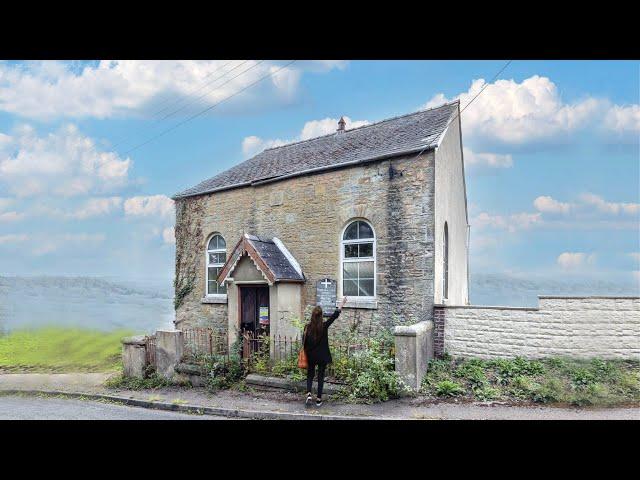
left=394, top=320, right=434, bottom=391
left=122, top=336, right=147, bottom=378
left=155, top=330, right=184, bottom=379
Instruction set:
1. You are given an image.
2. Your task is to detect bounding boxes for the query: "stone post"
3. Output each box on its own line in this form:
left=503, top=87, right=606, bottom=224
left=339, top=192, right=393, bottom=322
left=394, top=320, right=434, bottom=391
left=122, top=336, right=147, bottom=378
left=155, top=330, right=184, bottom=379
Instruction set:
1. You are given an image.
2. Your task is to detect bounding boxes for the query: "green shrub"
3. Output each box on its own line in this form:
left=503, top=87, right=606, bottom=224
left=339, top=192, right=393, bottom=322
left=616, top=371, right=640, bottom=396
left=435, top=380, right=466, bottom=397
left=572, top=368, right=596, bottom=388
left=474, top=385, right=500, bottom=401
left=338, top=332, right=406, bottom=402
left=454, top=361, right=488, bottom=391
left=105, top=371, right=175, bottom=390
left=533, top=378, right=566, bottom=403
left=509, top=375, right=541, bottom=400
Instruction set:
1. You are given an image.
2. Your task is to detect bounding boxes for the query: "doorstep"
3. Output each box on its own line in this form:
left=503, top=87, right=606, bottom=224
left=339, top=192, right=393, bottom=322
left=245, top=374, right=345, bottom=395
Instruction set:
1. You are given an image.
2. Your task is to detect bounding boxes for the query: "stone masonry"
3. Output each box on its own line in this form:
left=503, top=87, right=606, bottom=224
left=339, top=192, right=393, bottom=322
left=174, top=151, right=436, bottom=335
left=437, top=296, right=640, bottom=359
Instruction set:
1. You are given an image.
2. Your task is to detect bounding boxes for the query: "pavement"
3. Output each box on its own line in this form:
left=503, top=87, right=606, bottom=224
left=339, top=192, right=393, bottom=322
left=1, top=373, right=639, bottom=420
left=0, top=395, right=227, bottom=420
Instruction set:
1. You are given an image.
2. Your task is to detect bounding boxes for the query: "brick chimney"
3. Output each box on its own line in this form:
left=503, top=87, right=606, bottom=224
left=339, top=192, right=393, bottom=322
left=337, top=116, right=346, bottom=133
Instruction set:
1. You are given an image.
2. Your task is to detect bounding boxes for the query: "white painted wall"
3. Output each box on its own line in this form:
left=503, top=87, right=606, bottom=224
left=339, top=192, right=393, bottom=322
left=442, top=296, right=640, bottom=359
left=433, top=109, right=469, bottom=305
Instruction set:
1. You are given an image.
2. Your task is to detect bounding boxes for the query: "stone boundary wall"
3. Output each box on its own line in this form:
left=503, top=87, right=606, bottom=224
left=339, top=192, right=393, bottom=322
left=435, top=296, right=640, bottom=360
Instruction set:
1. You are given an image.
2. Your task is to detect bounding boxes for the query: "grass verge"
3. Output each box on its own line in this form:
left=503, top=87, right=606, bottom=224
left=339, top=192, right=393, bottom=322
left=421, top=356, right=640, bottom=407
left=0, top=327, right=132, bottom=373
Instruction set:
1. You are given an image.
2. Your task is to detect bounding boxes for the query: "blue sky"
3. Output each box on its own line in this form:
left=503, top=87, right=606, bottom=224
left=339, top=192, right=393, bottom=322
left=0, top=60, right=638, bottom=290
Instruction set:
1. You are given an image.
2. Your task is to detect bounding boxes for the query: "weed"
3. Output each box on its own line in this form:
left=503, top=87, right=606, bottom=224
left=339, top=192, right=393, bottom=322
left=435, top=380, right=466, bottom=397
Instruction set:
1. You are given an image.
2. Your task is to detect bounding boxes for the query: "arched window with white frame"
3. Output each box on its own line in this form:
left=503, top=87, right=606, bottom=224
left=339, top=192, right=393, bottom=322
left=206, top=233, right=227, bottom=296
left=341, top=219, right=376, bottom=298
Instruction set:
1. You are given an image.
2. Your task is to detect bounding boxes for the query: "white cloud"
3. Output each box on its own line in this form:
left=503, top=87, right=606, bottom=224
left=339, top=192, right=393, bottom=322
left=533, top=195, right=572, bottom=214
left=0, top=197, right=12, bottom=210
left=424, top=75, right=640, bottom=148
left=603, top=104, right=640, bottom=137
left=0, top=233, right=29, bottom=245
left=242, top=115, right=370, bottom=157
left=472, top=211, right=542, bottom=233
left=557, top=252, right=596, bottom=270
left=57, top=197, right=123, bottom=220
left=0, top=60, right=345, bottom=120
left=579, top=193, right=640, bottom=215
left=241, top=136, right=288, bottom=157
left=0, top=211, right=25, bottom=222
left=464, top=147, right=512, bottom=169
left=124, top=195, right=174, bottom=218
left=532, top=193, right=639, bottom=217
left=162, top=226, right=175, bottom=244
left=0, top=124, right=131, bottom=197
left=31, top=233, right=105, bottom=256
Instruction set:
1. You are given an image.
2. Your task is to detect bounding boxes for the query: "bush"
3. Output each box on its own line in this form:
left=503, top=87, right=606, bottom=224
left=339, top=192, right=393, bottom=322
left=105, top=371, right=174, bottom=390
left=533, top=378, right=566, bottom=403
left=419, top=356, right=639, bottom=407
left=338, top=330, right=406, bottom=402
left=435, top=380, right=466, bottom=397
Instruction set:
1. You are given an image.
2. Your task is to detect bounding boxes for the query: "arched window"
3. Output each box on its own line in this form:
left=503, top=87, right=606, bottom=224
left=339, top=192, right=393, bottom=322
left=341, top=219, right=376, bottom=298
left=206, top=234, right=227, bottom=296
left=443, top=222, right=449, bottom=300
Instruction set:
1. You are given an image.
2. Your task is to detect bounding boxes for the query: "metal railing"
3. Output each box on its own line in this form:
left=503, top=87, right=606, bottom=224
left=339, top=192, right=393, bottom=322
left=241, top=330, right=380, bottom=382
left=182, top=327, right=228, bottom=362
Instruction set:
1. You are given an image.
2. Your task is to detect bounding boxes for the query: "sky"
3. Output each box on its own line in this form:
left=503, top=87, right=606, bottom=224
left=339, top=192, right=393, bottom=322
left=0, top=60, right=638, bottom=291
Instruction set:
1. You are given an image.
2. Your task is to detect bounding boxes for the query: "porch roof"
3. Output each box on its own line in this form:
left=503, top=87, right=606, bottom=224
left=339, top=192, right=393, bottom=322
left=217, top=234, right=305, bottom=285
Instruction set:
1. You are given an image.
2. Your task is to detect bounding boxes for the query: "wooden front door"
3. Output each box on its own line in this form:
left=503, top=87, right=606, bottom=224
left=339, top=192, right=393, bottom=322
left=239, top=285, right=270, bottom=336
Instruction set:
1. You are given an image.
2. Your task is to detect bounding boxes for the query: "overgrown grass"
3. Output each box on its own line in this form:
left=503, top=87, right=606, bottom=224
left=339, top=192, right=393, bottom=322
left=104, top=371, right=177, bottom=390
left=421, top=356, right=640, bottom=407
left=0, top=327, right=132, bottom=373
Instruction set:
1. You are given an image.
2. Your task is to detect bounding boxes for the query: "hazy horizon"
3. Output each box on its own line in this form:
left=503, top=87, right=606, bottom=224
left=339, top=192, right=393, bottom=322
left=1, top=273, right=637, bottom=334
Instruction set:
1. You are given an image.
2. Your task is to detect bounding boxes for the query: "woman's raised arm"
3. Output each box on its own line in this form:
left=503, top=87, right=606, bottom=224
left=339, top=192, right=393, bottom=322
left=325, top=296, right=347, bottom=328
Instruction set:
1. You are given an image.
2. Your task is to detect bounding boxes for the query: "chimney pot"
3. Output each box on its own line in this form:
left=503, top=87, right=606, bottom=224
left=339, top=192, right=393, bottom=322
left=337, top=116, right=346, bottom=133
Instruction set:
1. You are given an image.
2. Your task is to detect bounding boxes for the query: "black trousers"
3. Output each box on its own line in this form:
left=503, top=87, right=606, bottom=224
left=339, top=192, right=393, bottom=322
left=306, top=360, right=327, bottom=398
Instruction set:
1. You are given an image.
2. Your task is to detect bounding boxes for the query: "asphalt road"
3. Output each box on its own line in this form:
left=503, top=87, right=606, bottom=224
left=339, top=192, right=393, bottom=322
left=0, top=395, right=230, bottom=420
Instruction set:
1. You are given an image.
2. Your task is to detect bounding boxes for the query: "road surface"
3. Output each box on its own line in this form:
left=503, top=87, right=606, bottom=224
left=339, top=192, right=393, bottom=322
left=0, top=395, right=230, bottom=420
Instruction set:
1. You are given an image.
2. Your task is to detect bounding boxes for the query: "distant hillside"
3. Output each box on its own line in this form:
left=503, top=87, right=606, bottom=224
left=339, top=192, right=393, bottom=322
left=0, top=276, right=174, bottom=334
left=470, top=273, right=639, bottom=307
left=1, top=274, right=637, bottom=333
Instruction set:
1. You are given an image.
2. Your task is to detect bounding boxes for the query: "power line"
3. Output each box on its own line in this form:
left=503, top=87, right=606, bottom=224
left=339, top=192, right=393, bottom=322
left=148, top=60, right=238, bottom=118
left=155, top=60, right=264, bottom=123
left=412, top=60, right=513, bottom=159
left=122, top=60, right=297, bottom=156
left=111, top=60, right=256, bottom=149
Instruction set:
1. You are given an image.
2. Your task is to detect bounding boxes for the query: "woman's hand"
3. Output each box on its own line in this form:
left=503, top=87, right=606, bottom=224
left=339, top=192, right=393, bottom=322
left=340, top=296, right=348, bottom=309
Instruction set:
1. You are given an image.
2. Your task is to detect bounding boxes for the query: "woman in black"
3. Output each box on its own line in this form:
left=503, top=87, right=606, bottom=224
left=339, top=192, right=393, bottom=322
left=303, top=296, right=347, bottom=407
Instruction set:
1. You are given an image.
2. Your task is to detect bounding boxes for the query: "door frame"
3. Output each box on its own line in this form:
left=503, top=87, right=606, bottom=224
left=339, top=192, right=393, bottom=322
left=237, top=283, right=270, bottom=335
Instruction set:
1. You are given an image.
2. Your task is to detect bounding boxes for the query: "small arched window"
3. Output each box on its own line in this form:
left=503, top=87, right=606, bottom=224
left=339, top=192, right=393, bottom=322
left=341, top=220, right=376, bottom=298
left=443, top=222, right=449, bottom=300
left=206, top=234, right=227, bottom=296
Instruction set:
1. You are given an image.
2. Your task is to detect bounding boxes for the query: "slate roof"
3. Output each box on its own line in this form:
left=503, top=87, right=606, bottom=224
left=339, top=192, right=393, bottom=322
left=218, top=234, right=304, bottom=284
left=173, top=101, right=459, bottom=199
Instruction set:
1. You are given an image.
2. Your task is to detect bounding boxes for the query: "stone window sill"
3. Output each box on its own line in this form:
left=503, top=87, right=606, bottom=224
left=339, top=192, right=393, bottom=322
left=342, top=299, right=377, bottom=309
left=201, top=296, right=228, bottom=304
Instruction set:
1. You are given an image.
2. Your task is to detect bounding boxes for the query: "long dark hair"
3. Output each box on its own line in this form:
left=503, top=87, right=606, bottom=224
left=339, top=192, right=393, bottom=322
left=308, top=306, right=324, bottom=340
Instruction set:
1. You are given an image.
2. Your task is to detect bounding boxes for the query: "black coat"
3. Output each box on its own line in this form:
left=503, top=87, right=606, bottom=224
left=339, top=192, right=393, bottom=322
left=303, top=308, right=341, bottom=364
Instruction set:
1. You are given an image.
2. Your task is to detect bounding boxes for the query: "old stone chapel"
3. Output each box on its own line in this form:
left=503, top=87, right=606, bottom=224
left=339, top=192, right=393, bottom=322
left=172, top=101, right=469, bottom=346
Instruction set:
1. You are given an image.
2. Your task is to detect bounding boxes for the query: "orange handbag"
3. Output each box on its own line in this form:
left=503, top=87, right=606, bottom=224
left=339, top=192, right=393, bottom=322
left=297, top=329, right=308, bottom=369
